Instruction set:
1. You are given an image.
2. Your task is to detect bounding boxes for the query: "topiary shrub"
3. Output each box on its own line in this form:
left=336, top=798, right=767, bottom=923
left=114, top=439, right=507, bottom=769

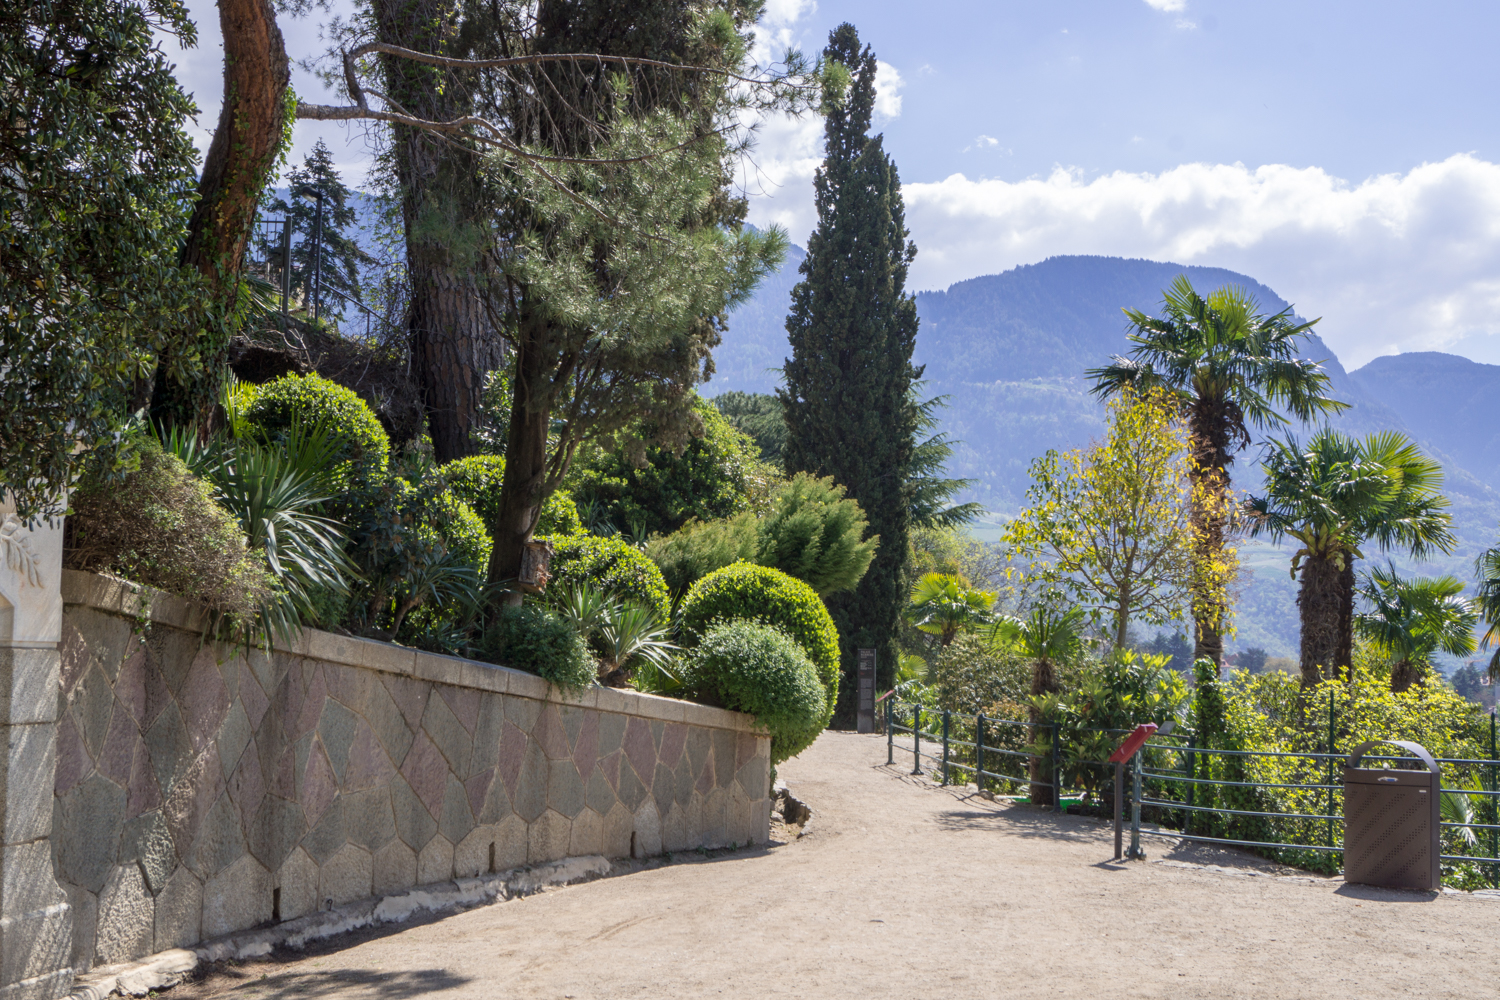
left=479, top=605, right=596, bottom=691
left=65, top=440, right=272, bottom=621
left=245, top=373, right=390, bottom=490
left=438, top=454, right=583, bottom=538
left=686, top=621, right=827, bottom=763
left=547, top=535, right=670, bottom=623
left=679, top=561, right=840, bottom=725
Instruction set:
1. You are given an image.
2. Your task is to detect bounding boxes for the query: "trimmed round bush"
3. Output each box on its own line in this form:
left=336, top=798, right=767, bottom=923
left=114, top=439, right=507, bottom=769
left=547, top=535, right=670, bottom=623
left=246, top=374, right=390, bottom=489
left=687, top=621, right=827, bottom=763
left=420, top=489, right=491, bottom=574
left=679, top=561, right=840, bottom=723
left=439, top=455, right=584, bottom=538
left=480, top=605, right=595, bottom=691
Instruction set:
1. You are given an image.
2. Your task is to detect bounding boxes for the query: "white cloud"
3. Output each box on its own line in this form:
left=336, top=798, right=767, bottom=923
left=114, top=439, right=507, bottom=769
left=899, top=154, right=1500, bottom=368
left=754, top=0, right=815, bottom=54
left=874, top=60, right=903, bottom=119
left=1144, top=0, right=1187, bottom=11
left=976, top=136, right=1000, bottom=148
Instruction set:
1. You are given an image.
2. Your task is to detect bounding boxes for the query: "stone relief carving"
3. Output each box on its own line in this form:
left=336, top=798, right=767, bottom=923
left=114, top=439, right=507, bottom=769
left=0, top=514, right=43, bottom=587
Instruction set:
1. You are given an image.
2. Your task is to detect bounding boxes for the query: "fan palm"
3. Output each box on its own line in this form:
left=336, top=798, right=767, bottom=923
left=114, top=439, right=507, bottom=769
left=904, top=572, right=996, bottom=646
left=1355, top=565, right=1476, bottom=692
left=1245, top=429, right=1453, bottom=686
left=1088, top=276, right=1346, bottom=666
left=1473, top=544, right=1500, bottom=681
left=989, top=605, right=1086, bottom=806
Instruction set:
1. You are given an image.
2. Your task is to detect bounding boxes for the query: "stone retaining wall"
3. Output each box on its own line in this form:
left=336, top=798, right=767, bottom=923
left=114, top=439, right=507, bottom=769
left=54, top=571, right=770, bottom=972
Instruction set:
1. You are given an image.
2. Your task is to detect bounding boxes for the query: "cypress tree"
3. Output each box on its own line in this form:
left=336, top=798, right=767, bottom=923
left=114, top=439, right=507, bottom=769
left=780, top=23, right=921, bottom=721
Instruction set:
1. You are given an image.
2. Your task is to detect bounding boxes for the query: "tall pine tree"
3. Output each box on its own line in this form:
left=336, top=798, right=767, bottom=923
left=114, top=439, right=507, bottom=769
left=261, top=140, right=373, bottom=324
left=780, top=23, right=921, bottom=720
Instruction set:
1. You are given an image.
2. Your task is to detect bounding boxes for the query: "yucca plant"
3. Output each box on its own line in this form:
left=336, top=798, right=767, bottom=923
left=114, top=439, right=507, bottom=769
left=596, top=600, right=679, bottom=688
left=159, top=418, right=360, bottom=646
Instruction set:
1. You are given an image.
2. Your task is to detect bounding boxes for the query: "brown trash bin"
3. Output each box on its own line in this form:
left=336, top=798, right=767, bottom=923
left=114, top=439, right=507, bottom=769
left=1342, top=739, right=1442, bottom=890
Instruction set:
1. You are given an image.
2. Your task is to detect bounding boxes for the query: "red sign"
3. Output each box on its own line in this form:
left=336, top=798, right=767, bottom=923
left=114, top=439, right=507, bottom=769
left=1108, top=723, right=1158, bottom=763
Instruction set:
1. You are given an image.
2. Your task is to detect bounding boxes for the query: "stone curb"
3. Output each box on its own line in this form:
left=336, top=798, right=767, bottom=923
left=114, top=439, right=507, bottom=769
left=69, top=856, right=612, bottom=999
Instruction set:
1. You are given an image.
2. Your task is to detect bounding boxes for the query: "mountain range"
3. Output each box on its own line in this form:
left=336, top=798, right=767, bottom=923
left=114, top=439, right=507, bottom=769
left=713, top=252, right=1500, bottom=661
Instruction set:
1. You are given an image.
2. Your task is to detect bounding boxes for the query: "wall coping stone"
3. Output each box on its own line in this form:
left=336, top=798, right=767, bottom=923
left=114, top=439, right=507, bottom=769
left=60, top=570, right=761, bottom=734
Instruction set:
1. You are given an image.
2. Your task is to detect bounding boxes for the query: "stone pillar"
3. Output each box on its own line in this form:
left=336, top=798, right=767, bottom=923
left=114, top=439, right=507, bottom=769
left=0, top=500, right=72, bottom=1000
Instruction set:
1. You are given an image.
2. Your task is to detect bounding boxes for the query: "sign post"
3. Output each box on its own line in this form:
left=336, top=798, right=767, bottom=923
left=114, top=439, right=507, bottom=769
left=856, top=648, right=876, bottom=733
left=1109, top=723, right=1157, bottom=860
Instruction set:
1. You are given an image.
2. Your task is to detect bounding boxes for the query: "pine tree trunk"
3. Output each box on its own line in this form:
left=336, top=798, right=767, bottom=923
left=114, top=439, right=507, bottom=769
left=375, top=0, right=498, bottom=463
left=1298, top=554, right=1343, bottom=686
left=152, top=0, right=289, bottom=424
left=1028, top=656, right=1060, bottom=806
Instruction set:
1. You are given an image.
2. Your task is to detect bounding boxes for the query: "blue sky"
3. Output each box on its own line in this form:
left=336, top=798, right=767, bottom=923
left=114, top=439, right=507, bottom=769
left=162, top=0, right=1500, bottom=369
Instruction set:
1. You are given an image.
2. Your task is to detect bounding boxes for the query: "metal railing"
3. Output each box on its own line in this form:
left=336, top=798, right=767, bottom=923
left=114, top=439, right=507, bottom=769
left=885, top=698, right=1500, bottom=885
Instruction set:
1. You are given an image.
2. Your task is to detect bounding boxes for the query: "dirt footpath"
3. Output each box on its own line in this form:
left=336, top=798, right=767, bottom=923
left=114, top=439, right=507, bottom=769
left=180, top=731, right=1500, bottom=1000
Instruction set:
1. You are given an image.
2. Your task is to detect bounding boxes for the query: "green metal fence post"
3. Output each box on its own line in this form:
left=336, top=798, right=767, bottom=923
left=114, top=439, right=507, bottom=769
left=912, top=705, right=922, bottom=775
left=1327, top=691, right=1336, bottom=848
left=886, top=698, right=894, bottom=766
left=1050, top=720, right=1062, bottom=813
left=1127, top=748, right=1145, bottom=859
left=941, top=710, right=951, bottom=787
left=1185, top=735, right=1196, bottom=836
left=1490, top=710, right=1497, bottom=887
left=976, top=713, right=987, bottom=793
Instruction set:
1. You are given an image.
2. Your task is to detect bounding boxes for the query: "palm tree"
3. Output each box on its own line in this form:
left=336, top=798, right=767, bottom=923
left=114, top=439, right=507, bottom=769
left=1355, top=565, right=1476, bottom=692
left=1472, top=544, right=1500, bottom=681
left=905, top=572, right=996, bottom=647
left=1245, top=429, right=1453, bottom=686
left=1089, top=276, right=1346, bottom=666
left=990, top=606, right=1085, bottom=806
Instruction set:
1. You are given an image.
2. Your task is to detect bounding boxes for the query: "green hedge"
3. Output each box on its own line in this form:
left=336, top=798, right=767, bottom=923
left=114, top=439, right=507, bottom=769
left=438, top=454, right=583, bottom=538
left=245, top=374, right=390, bottom=490
left=479, top=605, right=595, bottom=691
left=687, top=621, right=826, bottom=763
left=679, top=561, right=839, bottom=726
left=547, top=535, right=670, bottom=622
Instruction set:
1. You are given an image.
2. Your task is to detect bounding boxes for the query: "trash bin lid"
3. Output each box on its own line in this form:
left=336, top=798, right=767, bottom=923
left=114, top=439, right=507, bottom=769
left=1342, top=739, right=1440, bottom=784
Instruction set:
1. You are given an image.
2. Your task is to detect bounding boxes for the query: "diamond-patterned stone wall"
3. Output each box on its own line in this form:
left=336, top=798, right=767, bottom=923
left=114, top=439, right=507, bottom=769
left=53, top=573, right=770, bottom=972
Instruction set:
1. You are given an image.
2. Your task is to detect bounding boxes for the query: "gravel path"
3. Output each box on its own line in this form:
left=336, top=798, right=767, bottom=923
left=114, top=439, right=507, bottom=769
left=175, top=731, right=1500, bottom=1000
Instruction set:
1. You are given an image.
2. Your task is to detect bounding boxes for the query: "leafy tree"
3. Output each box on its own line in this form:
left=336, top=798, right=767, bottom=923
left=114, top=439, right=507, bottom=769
left=260, top=139, right=374, bottom=323
left=904, top=573, right=996, bottom=647
left=713, top=391, right=787, bottom=463
left=0, top=0, right=205, bottom=517
left=990, top=606, right=1086, bottom=806
left=781, top=24, right=921, bottom=716
left=643, top=472, right=876, bottom=597
left=1089, top=276, right=1347, bottom=665
left=1356, top=565, right=1477, bottom=693
left=1245, top=428, right=1454, bottom=686
left=754, top=473, right=877, bottom=595
left=1004, top=388, right=1207, bottom=651
left=567, top=395, right=763, bottom=539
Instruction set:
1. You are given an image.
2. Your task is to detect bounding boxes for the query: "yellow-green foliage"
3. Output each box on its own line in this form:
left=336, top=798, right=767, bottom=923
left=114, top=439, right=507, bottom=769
left=680, top=562, right=840, bottom=726
left=439, top=455, right=584, bottom=539
left=245, top=374, right=390, bottom=490
left=1212, top=666, right=1491, bottom=876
